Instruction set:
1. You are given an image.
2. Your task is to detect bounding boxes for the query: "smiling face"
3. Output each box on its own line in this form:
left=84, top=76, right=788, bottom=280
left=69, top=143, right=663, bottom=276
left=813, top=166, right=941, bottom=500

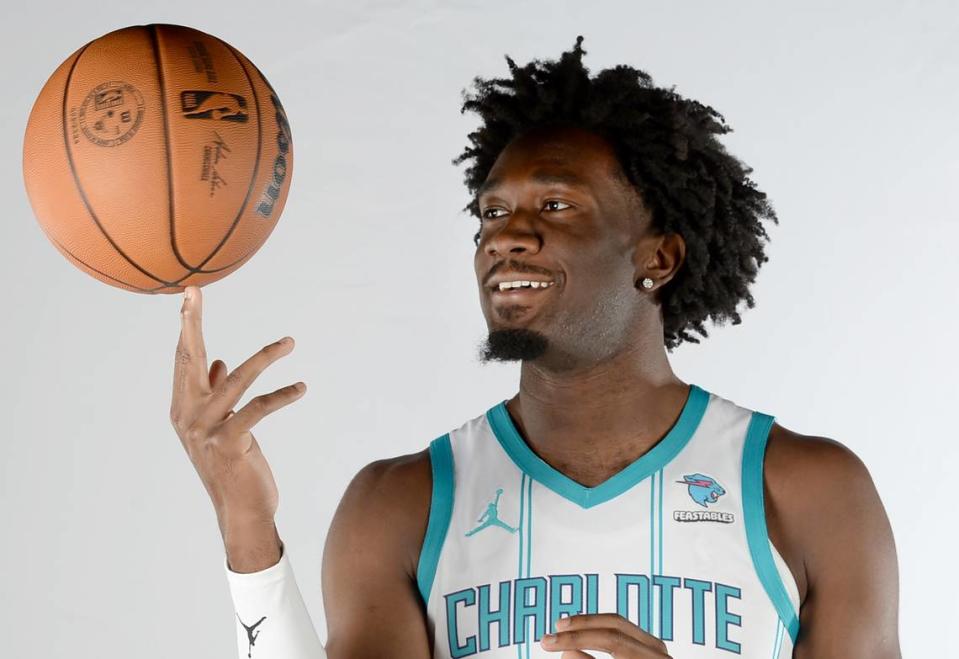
left=474, top=125, right=665, bottom=369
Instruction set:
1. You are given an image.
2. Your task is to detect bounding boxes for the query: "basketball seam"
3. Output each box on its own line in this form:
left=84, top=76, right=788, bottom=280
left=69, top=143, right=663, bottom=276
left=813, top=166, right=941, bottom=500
left=61, top=37, right=177, bottom=289
left=32, top=199, right=163, bottom=292
left=150, top=25, right=268, bottom=281
left=45, top=224, right=165, bottom=292
left=52, top=26, right=267, bottom=294
left=188, top=40, right=265, bottom=272
left=149, top=24, right=196, bottom=274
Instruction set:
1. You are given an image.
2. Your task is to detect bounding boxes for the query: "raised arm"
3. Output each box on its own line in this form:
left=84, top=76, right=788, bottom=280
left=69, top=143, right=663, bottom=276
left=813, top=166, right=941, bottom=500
left=169, top=285, right=323, bottom=657
left=322, top=450, right=434, bottom=659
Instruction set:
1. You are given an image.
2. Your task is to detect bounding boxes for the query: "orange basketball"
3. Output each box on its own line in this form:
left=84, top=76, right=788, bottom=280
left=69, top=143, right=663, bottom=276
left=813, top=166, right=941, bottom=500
left=22, top=24, right=293, bottom=294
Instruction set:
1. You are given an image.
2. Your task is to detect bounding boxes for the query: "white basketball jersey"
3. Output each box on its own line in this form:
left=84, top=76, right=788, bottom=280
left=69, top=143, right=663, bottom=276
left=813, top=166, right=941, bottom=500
left=416, top=383, right=801, bottom=658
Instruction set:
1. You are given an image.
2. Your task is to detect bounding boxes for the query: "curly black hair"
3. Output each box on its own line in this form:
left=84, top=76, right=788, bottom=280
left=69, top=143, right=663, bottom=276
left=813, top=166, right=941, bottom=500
left=453, top=36, right=778, bottom=351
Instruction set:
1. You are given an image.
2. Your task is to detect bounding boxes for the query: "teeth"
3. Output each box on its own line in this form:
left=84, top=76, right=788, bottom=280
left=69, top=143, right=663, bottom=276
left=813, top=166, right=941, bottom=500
left=496, top=280, right=554, bottom=291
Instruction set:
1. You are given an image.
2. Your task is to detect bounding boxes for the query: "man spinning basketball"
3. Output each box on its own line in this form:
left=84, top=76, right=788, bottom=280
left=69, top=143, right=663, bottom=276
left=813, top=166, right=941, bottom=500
left=172, top=37, right=900, bottom=658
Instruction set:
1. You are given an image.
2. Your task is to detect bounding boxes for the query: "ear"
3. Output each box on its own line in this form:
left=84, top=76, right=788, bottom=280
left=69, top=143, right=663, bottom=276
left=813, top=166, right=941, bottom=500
left=632, top=231, right=686, bottom=290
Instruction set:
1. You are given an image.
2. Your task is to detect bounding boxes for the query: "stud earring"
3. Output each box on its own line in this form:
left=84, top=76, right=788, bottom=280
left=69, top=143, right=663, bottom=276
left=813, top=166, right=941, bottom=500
left=641, top=277, right=654, bottom=289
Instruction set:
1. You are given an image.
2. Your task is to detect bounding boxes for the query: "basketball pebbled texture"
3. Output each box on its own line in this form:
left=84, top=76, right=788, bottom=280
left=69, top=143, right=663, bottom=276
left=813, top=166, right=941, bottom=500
left=22, top=23, right=293, bottom=294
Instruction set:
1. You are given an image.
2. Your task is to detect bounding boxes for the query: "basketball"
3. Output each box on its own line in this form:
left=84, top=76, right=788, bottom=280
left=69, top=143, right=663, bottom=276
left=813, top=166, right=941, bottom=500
left=22, top=23, right=293, bottom=294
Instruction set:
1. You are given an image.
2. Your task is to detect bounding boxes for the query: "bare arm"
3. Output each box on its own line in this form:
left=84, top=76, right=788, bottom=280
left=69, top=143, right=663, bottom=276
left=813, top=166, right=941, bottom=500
left=767, top=429, right=901, bottom=658
left=322, top=450, right=434, bottom=659
left=170, top=285, right=323, bottom=657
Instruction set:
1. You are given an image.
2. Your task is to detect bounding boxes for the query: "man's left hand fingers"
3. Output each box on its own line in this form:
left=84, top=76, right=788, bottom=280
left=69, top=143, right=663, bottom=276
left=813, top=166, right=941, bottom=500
left=541, top=628, right=664, bottom=657
left=541, top=614, right=671, bottom=657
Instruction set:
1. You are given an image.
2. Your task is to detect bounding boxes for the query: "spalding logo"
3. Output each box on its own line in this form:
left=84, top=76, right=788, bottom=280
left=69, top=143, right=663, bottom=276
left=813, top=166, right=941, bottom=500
left=256, top=93, right=292, bottom=218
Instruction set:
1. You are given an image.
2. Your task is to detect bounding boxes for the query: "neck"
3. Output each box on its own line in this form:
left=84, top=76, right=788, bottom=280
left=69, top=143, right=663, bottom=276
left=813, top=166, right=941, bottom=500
left=506, top=335, right=689, bottom=488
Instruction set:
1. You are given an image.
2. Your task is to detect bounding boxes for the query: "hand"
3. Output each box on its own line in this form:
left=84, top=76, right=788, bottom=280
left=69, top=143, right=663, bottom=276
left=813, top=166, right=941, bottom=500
left=540, top=614, right=672, bottom=658
left=169, top=285, right=306, bottom=538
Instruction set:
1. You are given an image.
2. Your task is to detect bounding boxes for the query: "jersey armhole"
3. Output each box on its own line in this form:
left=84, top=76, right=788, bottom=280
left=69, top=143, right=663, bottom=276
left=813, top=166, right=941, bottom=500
left=416, top=433, right=455, bottom=606
left=742, top=411, right=801, bottom=645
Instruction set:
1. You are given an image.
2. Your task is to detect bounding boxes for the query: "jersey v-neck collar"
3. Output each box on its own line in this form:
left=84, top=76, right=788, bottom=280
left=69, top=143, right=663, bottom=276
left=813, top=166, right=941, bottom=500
left=485, top=383, right=711, bottom=509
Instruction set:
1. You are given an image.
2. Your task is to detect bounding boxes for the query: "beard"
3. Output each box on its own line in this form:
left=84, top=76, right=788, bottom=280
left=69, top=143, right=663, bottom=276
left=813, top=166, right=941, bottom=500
left=478, top=328, right=549, bottom=363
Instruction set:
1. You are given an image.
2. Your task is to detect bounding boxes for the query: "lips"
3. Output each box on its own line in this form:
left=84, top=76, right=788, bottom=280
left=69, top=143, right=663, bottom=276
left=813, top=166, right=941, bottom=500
left=489, top=281, right=557, bottom=308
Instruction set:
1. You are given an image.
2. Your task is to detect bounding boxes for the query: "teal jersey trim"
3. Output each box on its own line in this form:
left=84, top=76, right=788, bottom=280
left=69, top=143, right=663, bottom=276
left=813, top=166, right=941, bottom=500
left=516, top=473, right=526, bottom=659
left=416, top=433, right=455, bottom=606
left=486, top=383, right=710, bottom=509
left=649, top=471, right=656, bottom=635
left=742, top=411, right=800, bottom=644
left=515, top=473, right=535, bottom=659
left=526, top=476, right=533, bottom=578
left=658, top=466, right=664, bottom=575
left=525, top=475, right=534, bottom=659
left=771, top=619, right=785, bottom=659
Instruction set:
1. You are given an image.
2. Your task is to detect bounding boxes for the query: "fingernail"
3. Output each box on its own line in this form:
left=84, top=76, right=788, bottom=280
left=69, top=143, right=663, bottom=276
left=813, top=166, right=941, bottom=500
left=542, top=633, right=556, bottom=643
left=281, top=336, right=293, bottom=344
left=184, top=287, right=192, bottom=301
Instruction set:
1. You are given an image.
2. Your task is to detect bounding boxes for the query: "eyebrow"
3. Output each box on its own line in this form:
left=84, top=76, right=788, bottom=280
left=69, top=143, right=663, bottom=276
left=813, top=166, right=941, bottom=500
left=476, top=171, right=592, bottom=199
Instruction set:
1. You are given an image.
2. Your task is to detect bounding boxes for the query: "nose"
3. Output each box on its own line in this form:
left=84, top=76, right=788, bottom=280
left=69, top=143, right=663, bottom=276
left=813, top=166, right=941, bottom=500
left=483, top=209, right=542, bottom=257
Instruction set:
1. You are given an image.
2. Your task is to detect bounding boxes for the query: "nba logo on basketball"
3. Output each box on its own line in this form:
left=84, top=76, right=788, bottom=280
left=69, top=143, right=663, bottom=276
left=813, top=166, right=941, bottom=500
left=180, top=90, right=249, bottom=123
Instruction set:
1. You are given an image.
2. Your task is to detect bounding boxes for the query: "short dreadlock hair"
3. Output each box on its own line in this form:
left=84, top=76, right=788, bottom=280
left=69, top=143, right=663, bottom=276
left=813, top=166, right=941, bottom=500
left=453, top=36, right=778, bottom=351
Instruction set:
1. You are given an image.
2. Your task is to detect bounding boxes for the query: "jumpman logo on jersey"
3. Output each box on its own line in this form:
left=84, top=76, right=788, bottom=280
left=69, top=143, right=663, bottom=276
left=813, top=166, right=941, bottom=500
left=236, top=612, right=267, bottom=658
left=465, top=488, right=518, bottom=536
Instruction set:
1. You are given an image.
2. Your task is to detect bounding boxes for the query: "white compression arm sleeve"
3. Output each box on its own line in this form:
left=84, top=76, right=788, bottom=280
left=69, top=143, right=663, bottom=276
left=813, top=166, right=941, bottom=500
left=224, top=542, right=327, bottom=659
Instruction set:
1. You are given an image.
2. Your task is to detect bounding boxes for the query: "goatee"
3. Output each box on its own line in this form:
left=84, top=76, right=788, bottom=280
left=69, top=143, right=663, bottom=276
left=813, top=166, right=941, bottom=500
left=479, top=328, right=549, bottom=363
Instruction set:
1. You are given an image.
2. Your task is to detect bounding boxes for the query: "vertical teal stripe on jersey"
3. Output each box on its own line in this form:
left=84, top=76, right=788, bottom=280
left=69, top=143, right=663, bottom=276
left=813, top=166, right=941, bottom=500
left=525, top=476, right=533, bottom=659
left=517, top=473, right=527, bottom=659
left=658, top=467, right=664, bottom=576
left=742, top=411, right=800, bottom=644
left=416, top=434, right=454, bottom=606
left=649, top=469, right=663, bottom=638
left=526, top=476, right=533, bottom=578
left=648, top=471, right=657, bottom=636
left=771, top=619, right=784, bottom=659
left=518, top=473, right=526, bottom=580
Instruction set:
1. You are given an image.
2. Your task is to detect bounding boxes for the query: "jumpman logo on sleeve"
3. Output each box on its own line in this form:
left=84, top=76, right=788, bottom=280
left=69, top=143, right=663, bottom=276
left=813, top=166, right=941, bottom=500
left=236, top=613, right=267, bottom=658
left=466, top=488, right=518, bottom=536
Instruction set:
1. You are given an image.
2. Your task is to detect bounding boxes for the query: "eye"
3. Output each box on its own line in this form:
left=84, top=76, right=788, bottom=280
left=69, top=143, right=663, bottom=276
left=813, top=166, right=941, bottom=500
left=479, top=200, right=572, bottom=220
left=481, top=207, right=506, bottom=220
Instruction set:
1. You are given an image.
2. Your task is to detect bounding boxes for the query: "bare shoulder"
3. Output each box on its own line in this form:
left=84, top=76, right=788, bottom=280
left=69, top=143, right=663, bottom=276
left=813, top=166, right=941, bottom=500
left=764, top=424, right=897, bottom=632
left=763, top=420, right=900, bottom=657
left=764, top=421, right=881, bottom=535
left=766, top=421, right=869, bottom=473
left=326, top=448, right=434, bottom=578
left=765, top=421, right=876, bottom=510
left=322, top=448, right=435, bottom=658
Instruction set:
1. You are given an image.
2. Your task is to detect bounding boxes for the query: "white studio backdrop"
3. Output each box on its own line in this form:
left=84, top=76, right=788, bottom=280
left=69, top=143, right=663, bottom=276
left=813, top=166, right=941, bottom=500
left=1, top=1, right=956, bottom=656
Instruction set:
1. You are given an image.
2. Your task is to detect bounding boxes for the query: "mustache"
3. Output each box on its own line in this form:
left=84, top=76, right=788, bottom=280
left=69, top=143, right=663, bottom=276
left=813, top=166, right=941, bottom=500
left=484, top=260, right=554, bottom=287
